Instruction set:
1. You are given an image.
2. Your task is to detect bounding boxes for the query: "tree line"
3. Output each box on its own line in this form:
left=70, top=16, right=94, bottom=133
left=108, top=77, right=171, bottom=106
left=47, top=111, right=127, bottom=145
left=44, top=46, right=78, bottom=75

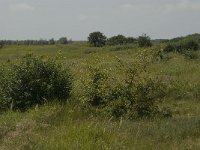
left=0, top=37, right=70, bottom=46
left=88, top=31, right=152, bottom=47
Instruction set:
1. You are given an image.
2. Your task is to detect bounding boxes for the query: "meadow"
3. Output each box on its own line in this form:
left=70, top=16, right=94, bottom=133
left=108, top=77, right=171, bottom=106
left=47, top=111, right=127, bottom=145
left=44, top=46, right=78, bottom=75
left=0, top=41, right=200, bottom=149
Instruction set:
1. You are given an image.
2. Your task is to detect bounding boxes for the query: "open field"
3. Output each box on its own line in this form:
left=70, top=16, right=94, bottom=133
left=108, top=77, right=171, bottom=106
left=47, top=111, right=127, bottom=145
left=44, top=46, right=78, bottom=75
left=0, top=42, right=200, bottom=149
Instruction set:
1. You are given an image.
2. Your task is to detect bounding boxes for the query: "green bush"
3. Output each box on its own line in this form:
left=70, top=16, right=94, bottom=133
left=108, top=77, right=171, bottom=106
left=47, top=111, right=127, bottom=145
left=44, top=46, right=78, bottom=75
left=164, top=40, right=199, bottom=53
left=183, top=51, right=199, bottom=59
left=138, top=34, right=152, bottom=47
left=0, top=54, right=72, bottom=111
left=107, top=35, right=136, bottom=46
left=82, top=54, right=168, bottom=119
left=163, top=44, right=175, bottom=52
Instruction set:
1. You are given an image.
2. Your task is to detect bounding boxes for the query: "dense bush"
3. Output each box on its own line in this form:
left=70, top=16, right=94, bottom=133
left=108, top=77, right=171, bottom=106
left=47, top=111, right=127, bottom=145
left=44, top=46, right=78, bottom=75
left=88, top=32, right=107, bottom=47
left=82, top=52, right=168, bottom=119
left=163, top=44, right=175, bottom=52
left=0, top=54, right=72, bottom=110
left=138, top=34, right=152, bottom=47
left=183, top=40, right=199, bottom=51
left=164, top=40, right=199, bottom=53
left=107, top=35, right=136, bottom=46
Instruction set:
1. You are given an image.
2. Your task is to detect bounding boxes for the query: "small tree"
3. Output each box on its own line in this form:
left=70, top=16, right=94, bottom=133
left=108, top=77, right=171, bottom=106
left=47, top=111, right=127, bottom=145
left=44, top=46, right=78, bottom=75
left=88, top=31, right=107, bottom=47
left=138, top=34, right=152, bottom=47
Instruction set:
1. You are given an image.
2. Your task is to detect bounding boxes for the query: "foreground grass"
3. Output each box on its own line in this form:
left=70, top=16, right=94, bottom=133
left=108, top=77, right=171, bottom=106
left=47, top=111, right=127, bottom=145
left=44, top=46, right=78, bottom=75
left=0, top=102, right=199, bottom=150
left=1, top=43, right=200, bottom=149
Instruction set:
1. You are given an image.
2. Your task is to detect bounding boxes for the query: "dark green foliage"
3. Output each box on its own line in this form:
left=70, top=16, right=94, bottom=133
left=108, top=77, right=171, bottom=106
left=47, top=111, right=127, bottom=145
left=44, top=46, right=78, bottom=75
left=57, top=37, right=68, bottom=44
left=138, top=34, right=152, bottom=47
left=126, top=37, right=136, bottom=43
left=107, top=35, right=136, bottom=46
left=163, top=44, right=175, bottom=52
left=0, top=54, right=72, bottom=110
left=164, top=40, right=199, bottom=55
left=88, top=32, right=107, bottom=47
left=183, top=40, right=199, bottom=51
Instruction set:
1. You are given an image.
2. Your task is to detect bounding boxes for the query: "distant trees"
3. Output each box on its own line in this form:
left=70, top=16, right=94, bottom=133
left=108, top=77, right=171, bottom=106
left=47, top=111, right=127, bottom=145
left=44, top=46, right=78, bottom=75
left=88, top=32, right=107, bottom=47
left=138, top=34, right=152, bottom=47
left=107, top=35, right=136, bottom=45
left=0, top=37, right=70, bottom=46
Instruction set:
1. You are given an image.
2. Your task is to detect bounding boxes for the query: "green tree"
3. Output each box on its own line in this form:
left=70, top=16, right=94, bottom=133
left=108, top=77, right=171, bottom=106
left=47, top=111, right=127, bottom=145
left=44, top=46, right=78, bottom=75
left=88, top=31, right=107, bottom=47
left=107, top=35, right=127, bottom=45
left=138, top=34, right=152, bottom=47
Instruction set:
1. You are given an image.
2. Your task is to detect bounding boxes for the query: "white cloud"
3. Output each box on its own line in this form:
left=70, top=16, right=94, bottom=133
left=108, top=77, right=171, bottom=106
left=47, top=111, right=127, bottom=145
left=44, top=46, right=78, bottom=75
left=10, top=3, right=35, bottom=12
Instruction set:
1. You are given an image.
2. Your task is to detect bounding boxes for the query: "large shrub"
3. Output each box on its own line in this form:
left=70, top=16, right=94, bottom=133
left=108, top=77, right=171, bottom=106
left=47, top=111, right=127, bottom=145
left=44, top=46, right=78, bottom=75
left=107, top=35, right=136, bottom=46
left=82, top=50, right=168, bottom=119
left=164, top=40, right=199, bottom=53
left=138, top=34, right=152, bottom=47
left=0, top=54, right=72, bottom=110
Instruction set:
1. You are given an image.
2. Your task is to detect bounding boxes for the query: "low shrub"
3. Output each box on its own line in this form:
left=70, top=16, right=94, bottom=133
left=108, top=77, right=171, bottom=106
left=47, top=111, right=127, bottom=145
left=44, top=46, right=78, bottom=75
left=82, top=51, right=168, bottom=119
left=0, top=54, right=72, bottom=111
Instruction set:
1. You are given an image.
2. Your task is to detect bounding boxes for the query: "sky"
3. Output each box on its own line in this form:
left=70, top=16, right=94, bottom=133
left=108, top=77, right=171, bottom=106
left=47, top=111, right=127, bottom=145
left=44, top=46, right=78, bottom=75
left=0, top=0, right=200, bottom=40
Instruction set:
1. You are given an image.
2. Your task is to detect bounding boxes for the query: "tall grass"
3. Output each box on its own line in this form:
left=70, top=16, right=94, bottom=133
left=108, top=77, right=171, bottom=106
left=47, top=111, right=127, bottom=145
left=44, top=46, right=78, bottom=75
left=0, top=43, right=200, bottom=149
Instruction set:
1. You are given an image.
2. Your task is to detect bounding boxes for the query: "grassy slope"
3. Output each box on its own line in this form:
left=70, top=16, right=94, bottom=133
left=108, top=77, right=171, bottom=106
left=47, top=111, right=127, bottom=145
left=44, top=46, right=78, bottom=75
left=0, top=43, right=200, bottom=149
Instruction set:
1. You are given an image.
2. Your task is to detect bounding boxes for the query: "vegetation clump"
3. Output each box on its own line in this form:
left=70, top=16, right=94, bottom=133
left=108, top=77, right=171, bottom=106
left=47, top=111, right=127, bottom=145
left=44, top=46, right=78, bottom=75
left=138, top=34, right=152, bottom=47
left=82, top=50, right=168, bottom=119
left=107, top=35, right=136, bottom=46
left=88, top=31, right=107, bottom=47
left=0, top=54, right=72, bottom=111
left=163, top=39, right=199, bottom=59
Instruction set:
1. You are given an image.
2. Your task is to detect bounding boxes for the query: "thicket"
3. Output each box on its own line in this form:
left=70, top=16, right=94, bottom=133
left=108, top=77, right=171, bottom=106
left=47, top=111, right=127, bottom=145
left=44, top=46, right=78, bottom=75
left=0, top=54, right=72, bottom=111
left=164, top=40, right=199, bottom=52
left=163, top=40, right=199, bottom=59
left=0, top=49, right=172, bottom=119
left=138, top=34, right=152, bottom=47
left=107, top=35, right=136, bottom=46
left=82, top=49, right=170, bottom=119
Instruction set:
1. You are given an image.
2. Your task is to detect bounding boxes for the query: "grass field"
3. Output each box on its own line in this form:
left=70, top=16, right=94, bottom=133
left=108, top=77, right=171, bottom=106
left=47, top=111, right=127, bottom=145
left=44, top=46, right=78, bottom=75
left=0, top=42, right=200, bottom=149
